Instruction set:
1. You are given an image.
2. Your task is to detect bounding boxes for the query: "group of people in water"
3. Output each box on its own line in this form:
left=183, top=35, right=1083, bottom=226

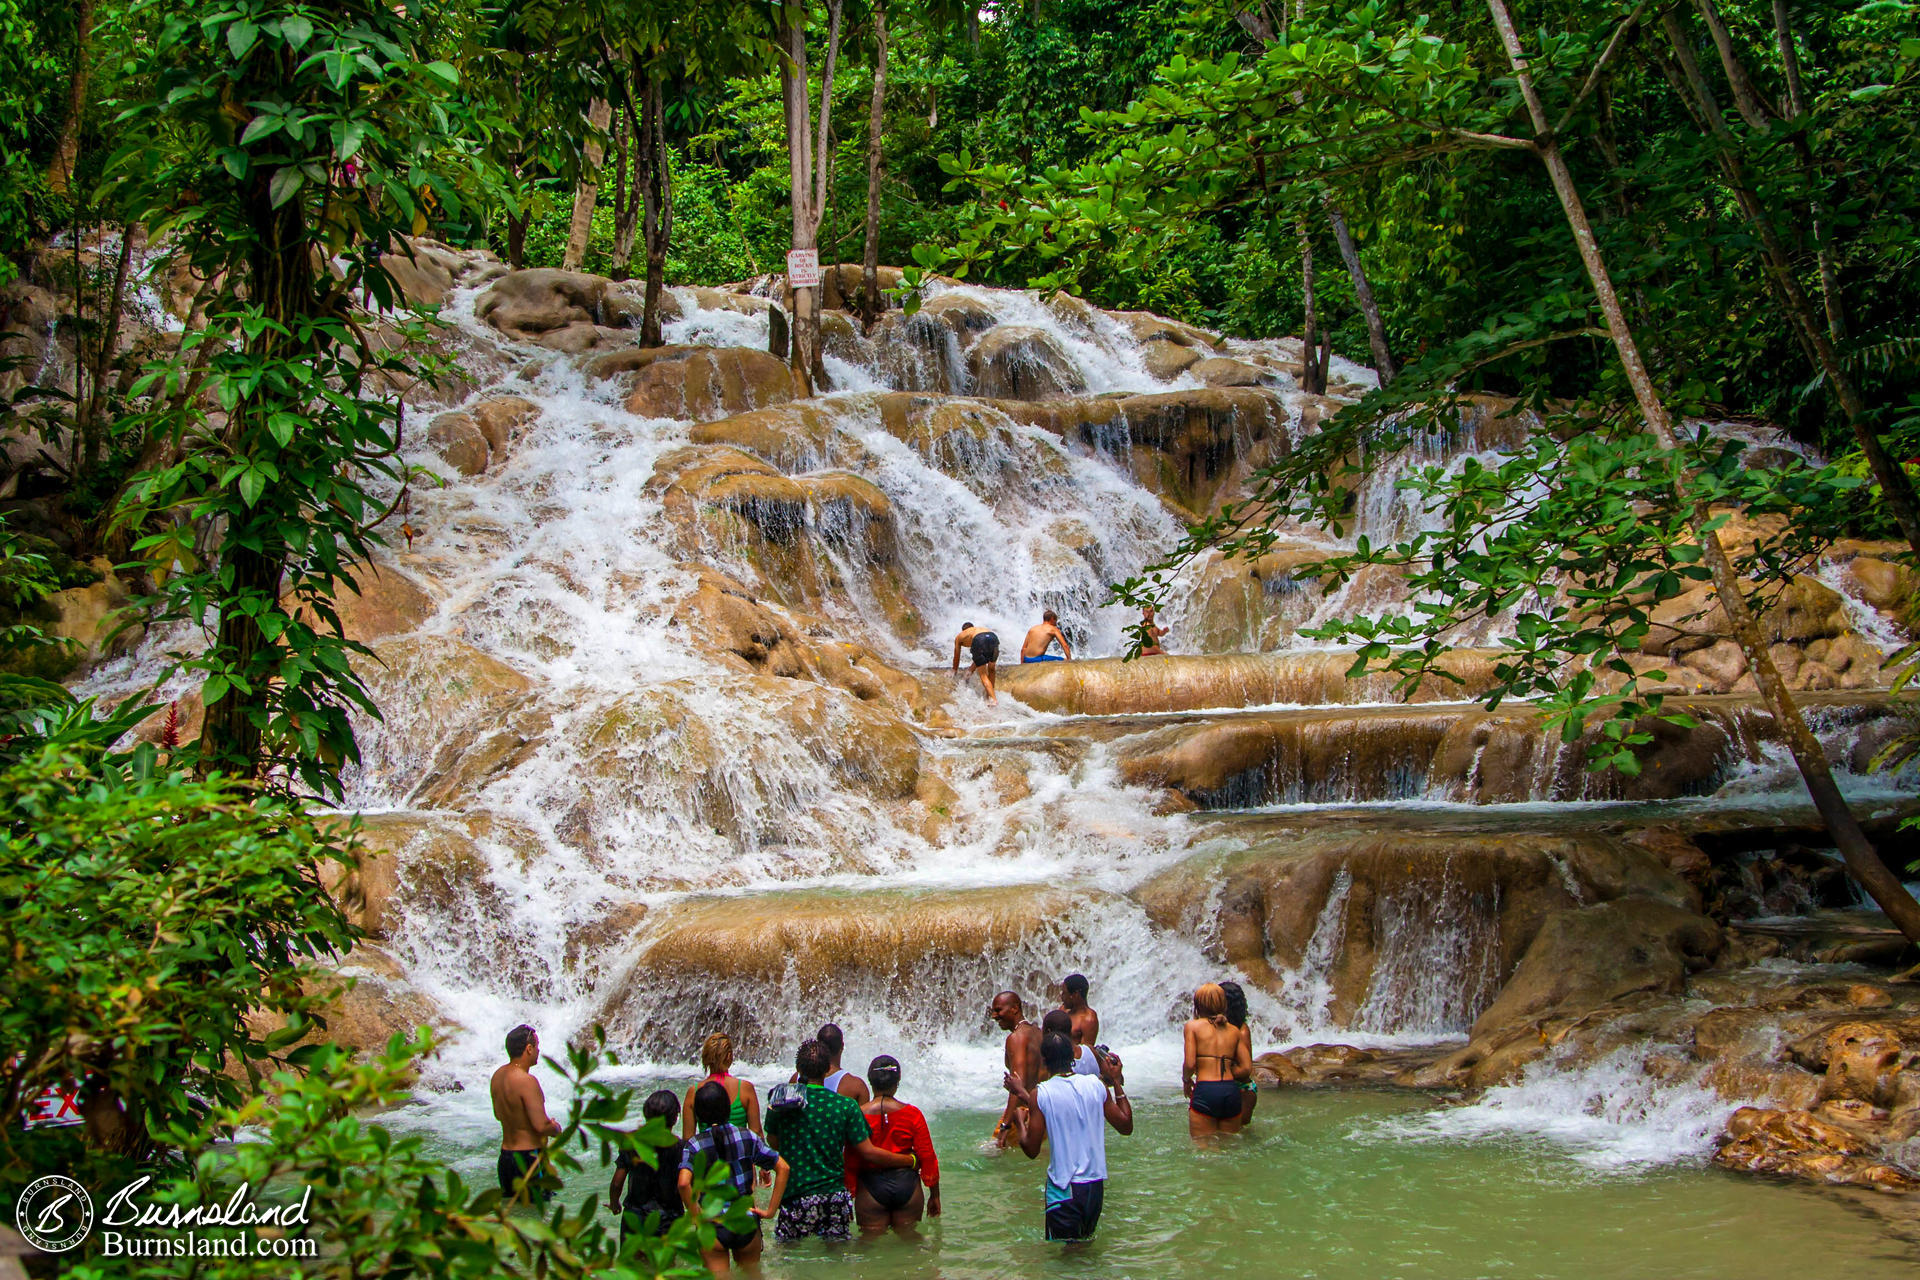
left=489, top=974, right=1258, bottom=1272
left=951, top=606, right=1167, bottom=704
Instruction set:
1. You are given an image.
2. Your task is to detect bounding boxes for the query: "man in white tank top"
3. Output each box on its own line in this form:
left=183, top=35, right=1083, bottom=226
left=1003, top=1031, right=1133, bottom=1241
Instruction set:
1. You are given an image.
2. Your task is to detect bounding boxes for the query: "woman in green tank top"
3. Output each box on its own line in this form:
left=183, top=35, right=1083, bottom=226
left=683, top=1032, right=762, bottom=1137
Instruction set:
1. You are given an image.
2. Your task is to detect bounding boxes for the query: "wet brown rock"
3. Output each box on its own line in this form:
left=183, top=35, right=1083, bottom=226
left=968, top=325, right=1087, bottom=400
left=1189, top=356, right=1273, bottom=388
left=475, top=268, right=617, bottom=341
left=426, top=411, right=490, bottom=476
left=314, top=947, right=456, bottom=1056
left=1101, top=387, right=1290, bottom=513
left=1142, top=338, right=1203, bottom=380
left=596, top=885, right=1111, bottom=1056
left=330, top=564, right=436, bottom=643
left=1844, top=556, right=1917, bottom=612
left=690, top=402, right=850, bottom=471
left=999, top=651, right=1504, bottom=716
left=1714, top=1106, right=1920, bottom=1193
left=920, top=293, right=999, bottom=345
left=23, top=560, right=139, bottom=676
left=1470, top=899, right=1724, bottom=1037
left=380, top=238, right=469, bottom=308
left=469, top=394, right=540, bottom=455
left=617, top=346, right=795, bottom=421
left=1108, top=311, right=1219, bottom=351
left=1252, top=1051, right=1306, bottom=1086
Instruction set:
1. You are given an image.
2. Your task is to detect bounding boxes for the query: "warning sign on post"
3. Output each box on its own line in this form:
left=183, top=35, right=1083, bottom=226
left=786, top=248, right=821, bottom=290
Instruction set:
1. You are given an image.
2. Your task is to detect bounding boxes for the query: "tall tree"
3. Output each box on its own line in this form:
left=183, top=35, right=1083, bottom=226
left=561, top=97, right=613, bottom=270
left=780, top=0, right=847, bottom=392
left=859, top=0, right=888, bottom=328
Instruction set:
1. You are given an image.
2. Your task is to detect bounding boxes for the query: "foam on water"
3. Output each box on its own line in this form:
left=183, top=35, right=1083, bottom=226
left=1374, top=1045, right=1746, bottom=1170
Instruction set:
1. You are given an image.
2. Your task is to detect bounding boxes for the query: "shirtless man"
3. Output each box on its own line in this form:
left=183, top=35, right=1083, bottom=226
left=1020, top=611, right=1072, bottom=663
left=989, top=992, right=1042, bottom=1147
left=787, top=1022, right=870, bottom=1103
left=1059, top=973, right=1100, bottom=1049
left=1138, top=605, right=1168, bottom=657
left=952, top=621, right=1000, bottom=704
left=491, top=1024, right=562, bottom=1203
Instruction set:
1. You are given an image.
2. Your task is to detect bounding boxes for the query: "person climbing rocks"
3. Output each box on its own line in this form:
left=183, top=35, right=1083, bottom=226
left=763, top=1039, right=915, bottom=1244
left=1138, top=604, right=1168, bottom=657
left=491, top=1024, right=562, bottom=1204
left=990, top=991, right=1043, bottom=1147
left=1059, top=972, right=1101, bottom=1049
left=1003, top=1031, right=1132, bottom=1243
left=679, top=1081, right=788, bottom=1276
left=1021, top=610, right=1073, bottom=662
left=852, top=1054, right=941, bottom=1236
left=952, top=621, right=1000, bottom=704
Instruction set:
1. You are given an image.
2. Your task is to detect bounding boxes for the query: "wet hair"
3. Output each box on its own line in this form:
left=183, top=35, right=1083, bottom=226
left=1043, top=610, right=1058, bottom=623
left=1062, top=973, right=1088, bottom=1000
left=643, top=1089, right=681, bottom=1126
left=700, top=1032, right=734, bottom=1075
left=1220, top=980, right=1249, bottom=1030
left=868, top=1054, right=902, bottom=1095
left=993, top=991, right=1022, bottom=1014
left=693, top=1081, right=731, bottom=1127
left=505, top=1025, right=536, bottom=1059
left=962, top=621, right=974, bottom=630
left=816, top=1024, right=845, bottom=1061
left=1040, top=1031, right=1075, bottom=1075
left=796, top=1038, right=831, bottom=1082
left=1194, top=983, right=1229, bottom=1027
left=1041, top=1010, right=1073, bottom=1038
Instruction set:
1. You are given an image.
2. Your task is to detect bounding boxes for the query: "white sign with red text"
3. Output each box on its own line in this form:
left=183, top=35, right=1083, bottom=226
left=786, top=248, right=820, bottom=289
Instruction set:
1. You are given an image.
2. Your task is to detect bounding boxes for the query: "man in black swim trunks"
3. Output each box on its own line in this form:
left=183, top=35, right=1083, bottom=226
left=952, top=621, right=1000, bottom=705
left=490, top=1024, right=562, bottom=1205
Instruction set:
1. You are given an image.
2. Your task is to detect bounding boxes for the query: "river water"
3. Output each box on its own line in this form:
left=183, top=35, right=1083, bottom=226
left=80, top=266, right=1920, bottom=1268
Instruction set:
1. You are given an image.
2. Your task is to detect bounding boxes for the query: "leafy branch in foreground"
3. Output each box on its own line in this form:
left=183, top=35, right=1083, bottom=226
left=67, top=1032, right=747, bottom=1279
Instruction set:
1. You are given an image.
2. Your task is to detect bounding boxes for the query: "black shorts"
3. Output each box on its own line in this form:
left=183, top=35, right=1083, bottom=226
left=860, top=1167, right=919, bottom=1212
left=620, top=1202, right=682, bottom=1240
left=1190, top=1080, right=1242, bottom=1120
left=970, top=632, right=999, bottom=666
left=497, top=1149, right=551, bottom=1204
left=715, top=1220, right=761, bottom=1252
left=1045, top=1178, right=1104, bottom=1242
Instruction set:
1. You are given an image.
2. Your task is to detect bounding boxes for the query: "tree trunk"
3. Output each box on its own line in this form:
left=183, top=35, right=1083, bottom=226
left=860, top=2, right=888, bottom=331
left=1323, top=198, right=1395, bottom=385
left=1298, top=222, right=1323, bottom=395
left=199, top=186, right=315, bottom=778
left=1660, top=10, right=1920, bottom=560
left=779, top=0, right=846, bottom=396
left=638, top=77, right=673, bottom=348
left=562, top=98, right=613, bottom=272
left=1486, top=0, right=1920, bottom=945
left=46, top=0, right=94, bottom=196
left=1771, top=0, right=1844, bottom=341
left=506, top=210, right=528, bottom=270
left=610, top=103, right=637, bottom=280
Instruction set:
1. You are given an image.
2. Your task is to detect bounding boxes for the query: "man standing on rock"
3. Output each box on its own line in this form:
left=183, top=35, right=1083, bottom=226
left=990, top=991, right=1043, bottom=1147
left=1004, top=1031, right=1133, bottom=1242
left=952, top=621, right=1000, bottom=704
left=1021, top=610, right=1073, bottom=663
left=491, top=1024, right=562, bottom=1204
left=1058, top=974, right=1100, bottom=1050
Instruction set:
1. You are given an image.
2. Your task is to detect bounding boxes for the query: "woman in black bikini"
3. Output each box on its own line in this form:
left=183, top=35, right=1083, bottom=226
left=1183, top=983, right=1252, bottom=1138
left=1220, top=980, right=1258, bottom=1127
left=853, top=1055, right=940, bottom=1236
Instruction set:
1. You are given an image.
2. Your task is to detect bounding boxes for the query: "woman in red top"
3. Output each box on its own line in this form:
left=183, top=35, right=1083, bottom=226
left=852, top=1054, right=940, bottom=1235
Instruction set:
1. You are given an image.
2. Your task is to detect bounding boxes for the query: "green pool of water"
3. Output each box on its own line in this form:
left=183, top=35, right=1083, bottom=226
left=409, top=1089, right=1917, bottom=1279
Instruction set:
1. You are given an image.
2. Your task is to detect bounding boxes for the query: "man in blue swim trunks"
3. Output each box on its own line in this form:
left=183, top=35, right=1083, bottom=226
left=1020, top=611, right=1072, bottom=663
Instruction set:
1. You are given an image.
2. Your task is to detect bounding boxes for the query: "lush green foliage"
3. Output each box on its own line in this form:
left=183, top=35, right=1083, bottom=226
left=106, top=0, right=481, bottom=789
left=64, top=1033, right=742, bottom=1279
left=0, top=743, right=360, bottom=1183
